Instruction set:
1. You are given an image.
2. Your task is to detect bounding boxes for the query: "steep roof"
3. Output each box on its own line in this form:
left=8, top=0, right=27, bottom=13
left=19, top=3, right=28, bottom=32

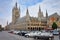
left=15, top=16, right=40, bottom=24
left=30, top=17, right=39, bottom=22
left=16, top=16, right=26, bottom=24
left=49, top=13, right=60, bottom=18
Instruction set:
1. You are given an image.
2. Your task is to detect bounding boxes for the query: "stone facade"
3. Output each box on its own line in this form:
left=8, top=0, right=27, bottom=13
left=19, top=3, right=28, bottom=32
left=7, top=2, right=60, bottom=30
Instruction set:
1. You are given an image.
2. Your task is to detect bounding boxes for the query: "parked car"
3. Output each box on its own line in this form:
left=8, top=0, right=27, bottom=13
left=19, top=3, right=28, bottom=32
left=13, top=31, right=20, bottom=34
left=8, top=30, right=20, bottom=34
left=24, top=31, right=41, bottom=37
left=18, top=31, right=29, bottom=36
left=8, top=31, right=13, bottom=33
left=56, top=29, right=60, bottom=35
left=50, top=30, right=59, bottom=35
left=40, top=32, right=53, bottom=37
left=34, top=32, right=54, bottom=40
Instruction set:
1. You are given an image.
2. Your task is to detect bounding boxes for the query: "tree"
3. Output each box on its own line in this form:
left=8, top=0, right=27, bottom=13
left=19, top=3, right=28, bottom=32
left=0, top=25, right=2, bottom=28
left=52, top=22, right=58, bottom=29
left=0, top=25, right=2, bottom=31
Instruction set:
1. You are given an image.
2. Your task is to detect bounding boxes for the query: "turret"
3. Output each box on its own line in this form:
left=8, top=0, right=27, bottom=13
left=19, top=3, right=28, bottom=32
left=15, top=2, right=17, bottom=8
left=46, top=10, right=48, bottom=20
left=46, top=10, right=48, bottom=27
left=38, top=6, right=43, bottom=21
left=26, top=8, right=30, bottom=22
left=7, top=21, right=8, bottom=25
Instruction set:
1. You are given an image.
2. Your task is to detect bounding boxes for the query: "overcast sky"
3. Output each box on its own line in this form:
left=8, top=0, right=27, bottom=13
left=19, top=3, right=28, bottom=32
left=0, top=0, right=60, bottom=27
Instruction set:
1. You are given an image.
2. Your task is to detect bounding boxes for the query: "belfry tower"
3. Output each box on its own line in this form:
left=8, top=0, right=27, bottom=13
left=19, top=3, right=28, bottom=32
left=12, top=2, right=20, bottom=24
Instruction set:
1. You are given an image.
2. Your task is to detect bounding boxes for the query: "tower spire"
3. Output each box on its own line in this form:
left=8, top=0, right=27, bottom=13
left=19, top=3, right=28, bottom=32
left=15, top=2, right=17, bottom=8
left=26, top=8, right=30, bottom=21
left=46, top=10, right=48, bottom=27
left=38, top=6, right=42, bottom=21
left=7, top=21, right=8, bottom=25
left=38, top=6, right=41, bottom=16
left=26, top=8, right=29, bottom=16
left=39, top=6, right=41, bottom=13
left=46, top=10, right=48, bottom=18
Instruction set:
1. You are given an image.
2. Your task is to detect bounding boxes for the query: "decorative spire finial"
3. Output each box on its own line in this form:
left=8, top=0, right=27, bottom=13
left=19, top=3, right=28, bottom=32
left=39, top=6, right=41, bottom=12
left=7, top=21, right=8, bottom=25
left=26, top=8, right=30, bottom=16
left=15, top=2, right=17, bottom=8
left=46, top=10, right=48, bottom=18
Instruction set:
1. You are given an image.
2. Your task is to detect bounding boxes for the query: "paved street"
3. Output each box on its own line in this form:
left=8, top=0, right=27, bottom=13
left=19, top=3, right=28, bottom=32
left=0, top=31, right=60, bottom=40
left=0, top=31, right=34, bottom=40
left=0, top=31, right=20, bottom=40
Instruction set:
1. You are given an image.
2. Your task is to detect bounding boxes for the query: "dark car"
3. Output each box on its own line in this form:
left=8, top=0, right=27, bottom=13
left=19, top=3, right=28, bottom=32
left=0, top=30, right=2, bottom=32
left=8, top=31, right=13, bottom=33
left=51, top=30, right=59, bottom=35
left=21, top=32, right=27, bottom=36
left=18, top=31, right=29, bottom=36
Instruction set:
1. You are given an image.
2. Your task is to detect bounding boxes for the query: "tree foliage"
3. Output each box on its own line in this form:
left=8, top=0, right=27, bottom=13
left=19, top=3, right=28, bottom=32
left=0, top=25, right=2, bottom=29
left=52, top=22, right=58, bottom=29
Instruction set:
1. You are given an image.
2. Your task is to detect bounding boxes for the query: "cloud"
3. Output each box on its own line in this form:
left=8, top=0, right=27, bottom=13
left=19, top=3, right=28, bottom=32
left=0, top=0, right=60, bottom=27
left=28, top=0, right=60, bottom=17
left=0, top=18, right=7, bottom=27
left=0, top=0, right=13, bottom=27
left=28, top=4, right=39, bottom=17
left=18, top=0, right=43, bottom=7
left=40, top=0, right=60, bottom=15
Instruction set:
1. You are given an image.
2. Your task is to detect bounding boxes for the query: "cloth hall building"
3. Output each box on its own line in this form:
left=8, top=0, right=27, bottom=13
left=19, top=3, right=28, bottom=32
left=6, top=2, right=60, bottom=30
